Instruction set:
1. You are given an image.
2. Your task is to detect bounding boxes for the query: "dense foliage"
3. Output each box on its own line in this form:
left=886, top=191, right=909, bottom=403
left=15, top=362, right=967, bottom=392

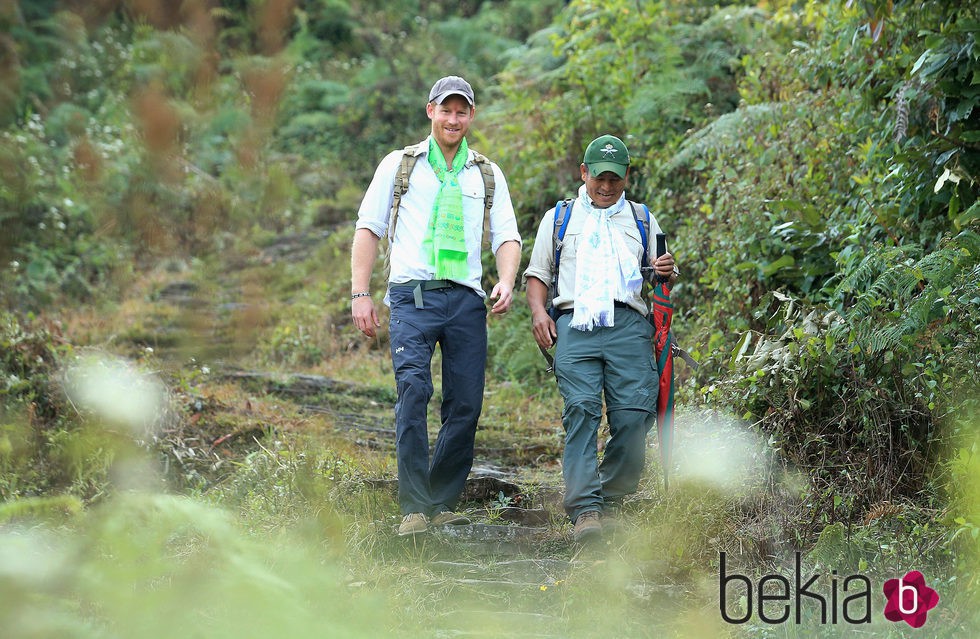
left=488, top=1, right=978, bottom=555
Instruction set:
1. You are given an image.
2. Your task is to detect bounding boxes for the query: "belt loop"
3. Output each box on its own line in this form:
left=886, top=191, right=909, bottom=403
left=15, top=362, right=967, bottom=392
left=413, top=282, right=424, bottom=309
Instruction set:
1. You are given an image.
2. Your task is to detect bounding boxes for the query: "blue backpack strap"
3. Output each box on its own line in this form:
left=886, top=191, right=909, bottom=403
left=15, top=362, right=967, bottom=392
left=553, top=198, right=573, bottom=261
left=551, top=200, right=564, bottom=267
left=551, top=198, right=574, bottom=296
left=629, top=201, right=651, bottom=268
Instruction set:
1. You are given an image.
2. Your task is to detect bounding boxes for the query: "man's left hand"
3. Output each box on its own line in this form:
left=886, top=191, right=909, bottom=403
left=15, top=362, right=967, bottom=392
left=489, top=282, right=513, bottom=315
left=654, top=252, right=676, bottom=279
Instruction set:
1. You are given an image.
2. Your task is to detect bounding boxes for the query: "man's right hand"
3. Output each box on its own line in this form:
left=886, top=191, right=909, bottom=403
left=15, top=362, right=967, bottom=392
left=531, top=310, right=557, bottom=350
left=351, top=297, right=380, bottom=338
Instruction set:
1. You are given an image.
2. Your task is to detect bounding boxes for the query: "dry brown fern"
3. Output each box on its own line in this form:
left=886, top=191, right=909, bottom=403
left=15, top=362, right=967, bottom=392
left=864, top=501, right=903, bottom=526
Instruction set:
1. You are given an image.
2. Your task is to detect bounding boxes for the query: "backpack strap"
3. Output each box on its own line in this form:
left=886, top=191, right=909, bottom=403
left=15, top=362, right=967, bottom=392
left=472, top=151, right=495, bottom=218
left=551, top=198, right=574, bottom=299
left=628, top=200, right=651, bottom=270
left=472, top=151, right=496, bottom=249
left=629, top=201, right=666, bottom=309
left=388, top=143, right=422, bottom=244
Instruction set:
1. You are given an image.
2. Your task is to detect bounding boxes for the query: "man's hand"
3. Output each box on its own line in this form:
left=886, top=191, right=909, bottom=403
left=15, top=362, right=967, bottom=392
left=531, top=309, right=557, bottom=349
left=654, top=252, right=676, bottom=281
left=351, top=296, right=380, bottom=337
left=490, top=239, right=520, bottom=316
left=489, top=281, right=513, bottom=315
left=525, top=277, right=556, bottom=348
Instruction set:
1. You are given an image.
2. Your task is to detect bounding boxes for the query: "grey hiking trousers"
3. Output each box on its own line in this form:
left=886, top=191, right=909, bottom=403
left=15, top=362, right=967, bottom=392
left=553, top=306, right=658, bottom=522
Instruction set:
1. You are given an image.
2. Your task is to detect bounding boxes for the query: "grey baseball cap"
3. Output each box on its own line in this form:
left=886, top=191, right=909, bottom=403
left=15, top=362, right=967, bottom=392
left=428, top=75, right=475, bottom=106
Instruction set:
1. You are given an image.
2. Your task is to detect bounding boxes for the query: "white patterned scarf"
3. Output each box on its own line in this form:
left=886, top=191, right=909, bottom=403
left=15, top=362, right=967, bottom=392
left=569, top=185, right=643, bottom=331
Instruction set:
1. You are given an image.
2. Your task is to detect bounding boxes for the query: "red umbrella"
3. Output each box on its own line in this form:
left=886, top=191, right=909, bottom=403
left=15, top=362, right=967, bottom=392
left=650, top=269, right=675, bottom=490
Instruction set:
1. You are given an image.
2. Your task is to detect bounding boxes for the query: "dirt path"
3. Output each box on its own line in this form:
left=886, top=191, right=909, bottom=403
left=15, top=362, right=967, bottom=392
left=97, top=244, right=709, bottom=638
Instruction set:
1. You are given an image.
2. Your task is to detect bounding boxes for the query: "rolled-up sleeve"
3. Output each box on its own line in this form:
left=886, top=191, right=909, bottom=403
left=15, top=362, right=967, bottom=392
left=355, top=150, right=402, bottom=239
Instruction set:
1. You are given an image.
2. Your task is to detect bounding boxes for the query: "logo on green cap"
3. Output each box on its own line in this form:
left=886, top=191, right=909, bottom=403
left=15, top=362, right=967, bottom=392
left=599, top=143, right=619, bottom=158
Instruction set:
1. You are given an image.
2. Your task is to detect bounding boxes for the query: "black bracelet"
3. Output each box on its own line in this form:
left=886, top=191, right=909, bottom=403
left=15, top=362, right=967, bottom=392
left=351, top=292, right=371, bottom=300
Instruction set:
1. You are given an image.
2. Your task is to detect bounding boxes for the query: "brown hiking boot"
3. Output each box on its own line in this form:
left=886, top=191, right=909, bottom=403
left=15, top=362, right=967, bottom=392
left=430, top=511, right=471, bottom=526
left=602, top=501, right=625, bottom=535
left=573, top=510, right=602, bottom=543
left=397, top=512, right=428, bottom=536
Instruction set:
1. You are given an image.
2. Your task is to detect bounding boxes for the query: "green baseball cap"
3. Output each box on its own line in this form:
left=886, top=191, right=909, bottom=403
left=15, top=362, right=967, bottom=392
left=583, top=134, right=630, bottom=178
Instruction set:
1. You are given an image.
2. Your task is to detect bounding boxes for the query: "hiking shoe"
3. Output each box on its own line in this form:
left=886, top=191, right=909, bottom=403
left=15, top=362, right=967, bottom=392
left=573, top=510, right=602, bottom=543
left=602, top=503, right=626, bottom=536
left=398, top=513, right=428, bottom=536
left=430, top=511, right=471, bottom=526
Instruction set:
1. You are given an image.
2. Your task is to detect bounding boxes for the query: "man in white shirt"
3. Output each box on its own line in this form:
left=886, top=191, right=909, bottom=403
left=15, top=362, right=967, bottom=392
left=350, top=75, right=522, bottom=536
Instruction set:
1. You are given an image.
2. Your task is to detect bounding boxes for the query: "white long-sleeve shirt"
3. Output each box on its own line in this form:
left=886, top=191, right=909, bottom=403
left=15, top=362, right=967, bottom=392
left=355, top=137, right=521, bottom=303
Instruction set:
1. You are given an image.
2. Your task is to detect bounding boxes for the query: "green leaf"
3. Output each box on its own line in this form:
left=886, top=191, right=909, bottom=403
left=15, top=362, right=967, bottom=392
left=762, top=254, right=795, bottom=276
left=910, top=49, right=931, bottom=76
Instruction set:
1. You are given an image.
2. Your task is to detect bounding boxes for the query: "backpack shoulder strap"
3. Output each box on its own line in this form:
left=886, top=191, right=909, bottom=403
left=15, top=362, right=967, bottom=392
left=382, top=144, right=422, bottom=278
left=389, top=143, right=422, bottom=242
left=471, top=151, right=496, bottom=249
left=551, top=198, right=574, bottom=297
left=628, top=200, right=651, bottom=268
left=471, top=151, right=495, bottom=216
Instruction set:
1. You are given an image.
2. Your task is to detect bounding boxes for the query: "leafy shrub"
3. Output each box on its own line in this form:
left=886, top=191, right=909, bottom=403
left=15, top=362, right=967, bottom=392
left=0, top=312, right=70, bottom=498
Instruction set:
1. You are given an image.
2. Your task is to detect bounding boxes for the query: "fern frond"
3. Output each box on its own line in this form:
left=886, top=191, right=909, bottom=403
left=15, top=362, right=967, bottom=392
left=864, top=501, right=903, bottom=525
left=840, top=233, right=980, bottom=354
left=628, top=77, right=709, bottom=123
left=836, top=245, right=915, bottom=296
left=666, top=103, right=788, bottom=170
left=953, top=227, right=980, bottom=257
left=807, top=522, right=846, bottom=569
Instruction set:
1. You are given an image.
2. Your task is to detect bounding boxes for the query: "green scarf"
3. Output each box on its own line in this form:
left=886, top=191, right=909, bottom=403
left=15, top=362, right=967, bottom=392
left=421, top=137, right=469, bottom=280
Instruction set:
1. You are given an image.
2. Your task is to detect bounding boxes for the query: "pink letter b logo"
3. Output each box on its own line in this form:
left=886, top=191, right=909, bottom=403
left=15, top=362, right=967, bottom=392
left=897, top=579, right=918, bottom=615
left=884, top=571, right=939, bottom=628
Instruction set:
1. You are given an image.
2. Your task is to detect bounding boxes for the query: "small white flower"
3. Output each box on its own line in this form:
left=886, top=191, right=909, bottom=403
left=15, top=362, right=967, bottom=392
left=63, top=198, right=74, bottom=207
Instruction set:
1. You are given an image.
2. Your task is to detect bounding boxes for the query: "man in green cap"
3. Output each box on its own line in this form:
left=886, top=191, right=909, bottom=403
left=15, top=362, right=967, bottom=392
left=351, top=75, right=522, bottom=536
left=523, top=134, right=677, bottom=543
